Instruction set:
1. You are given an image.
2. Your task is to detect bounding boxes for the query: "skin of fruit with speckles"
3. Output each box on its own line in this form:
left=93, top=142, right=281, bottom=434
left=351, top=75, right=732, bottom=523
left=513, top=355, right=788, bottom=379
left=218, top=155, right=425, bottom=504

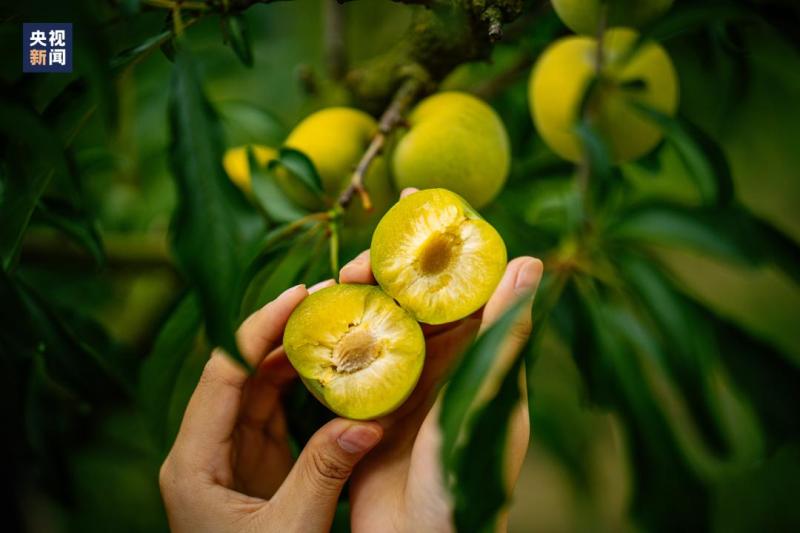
left=371, top=188, right=507, bottom=325
left=553, top=0, right=674, bottom=35
left=529, top=27, right=679, bottom=164
left=283, top=284, right=425, bottom=420
left=391, top=92, right=510, bottom=210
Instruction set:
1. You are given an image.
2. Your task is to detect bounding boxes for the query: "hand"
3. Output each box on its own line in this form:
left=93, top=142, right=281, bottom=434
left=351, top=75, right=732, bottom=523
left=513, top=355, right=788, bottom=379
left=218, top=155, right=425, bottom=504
left=341, top=188, right=544, bottom=533
left=159, top=282, right=384, bottom=533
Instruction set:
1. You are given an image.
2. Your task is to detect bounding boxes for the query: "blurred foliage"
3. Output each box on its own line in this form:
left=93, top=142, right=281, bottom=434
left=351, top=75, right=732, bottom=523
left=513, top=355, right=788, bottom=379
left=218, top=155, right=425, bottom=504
left=1, top=0, right=800, bottom=532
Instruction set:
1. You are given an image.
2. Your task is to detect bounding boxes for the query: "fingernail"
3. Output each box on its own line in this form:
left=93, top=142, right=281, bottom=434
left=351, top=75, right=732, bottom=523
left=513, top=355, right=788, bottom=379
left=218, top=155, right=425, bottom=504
left=341, top=251, right=367, bottom=273
left=337, top=424, right=382, bottom=454
left=278, top=283, right=305, bottom=299
left=309, top=279, right=335, bottom=293
left=514, top=258, right=542, bottom=294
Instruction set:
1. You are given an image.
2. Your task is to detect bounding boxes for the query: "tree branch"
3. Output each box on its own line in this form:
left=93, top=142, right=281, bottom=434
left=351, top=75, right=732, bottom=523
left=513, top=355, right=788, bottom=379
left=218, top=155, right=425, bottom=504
left=337, top=76, right=425, bottom=210
left=345, top=0, right=525, bottom=113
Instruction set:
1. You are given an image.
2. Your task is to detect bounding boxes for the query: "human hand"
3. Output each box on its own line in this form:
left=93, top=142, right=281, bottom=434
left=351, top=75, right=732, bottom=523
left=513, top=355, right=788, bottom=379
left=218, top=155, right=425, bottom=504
left=159, top=283, right=384, bottom=533
left=341, top=188, right=543, bottom=533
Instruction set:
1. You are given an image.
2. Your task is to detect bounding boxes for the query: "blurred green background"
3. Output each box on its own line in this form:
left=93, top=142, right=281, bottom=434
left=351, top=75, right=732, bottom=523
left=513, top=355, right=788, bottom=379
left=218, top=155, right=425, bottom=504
left=1, top=0, right=799, bottom=532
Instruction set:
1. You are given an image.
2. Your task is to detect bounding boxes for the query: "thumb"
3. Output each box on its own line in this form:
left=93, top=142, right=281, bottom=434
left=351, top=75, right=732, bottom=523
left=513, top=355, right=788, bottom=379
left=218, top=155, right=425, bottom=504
left=272, top=418, right=382, bottom=530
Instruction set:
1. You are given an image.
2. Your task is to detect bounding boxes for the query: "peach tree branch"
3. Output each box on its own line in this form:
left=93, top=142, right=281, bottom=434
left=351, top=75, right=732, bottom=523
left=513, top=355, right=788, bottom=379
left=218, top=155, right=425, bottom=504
left=345, top=0, right=524, bottom=112
left=337, top=76, right=425, bottom=211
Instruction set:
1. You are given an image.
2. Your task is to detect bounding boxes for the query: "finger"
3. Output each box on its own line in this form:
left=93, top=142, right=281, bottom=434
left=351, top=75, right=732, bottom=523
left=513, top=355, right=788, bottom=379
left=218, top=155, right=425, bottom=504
left=339, top=250, right=374, bottom=284
left=174, top=284, right=308, bottom=465
left=238, top=284, right=309, bottom=364
left=400, top=187, right=419, bottom=199
left=272, top=419, right=382, bottom=530
left=481, top=257, right=543, bottom=332
left=308, top=278, right=336, bottom=293
left=239, top=347, right=297, bottom=429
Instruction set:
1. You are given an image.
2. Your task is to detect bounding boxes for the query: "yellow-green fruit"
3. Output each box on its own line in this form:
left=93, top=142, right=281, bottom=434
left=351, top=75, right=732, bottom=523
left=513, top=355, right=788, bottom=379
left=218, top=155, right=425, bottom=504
left=391, top=92, right=510, bottom=210
left=283, top=284, right=425, bottom=420
left=553, top=0, right=674, bottom=35
left=529, top=27, right=679, bottom=163
left=284, top=107, right=394, bottom=223
left=371, top=188, right=507, bottom=325
left=223, top=144, right=277, bottom=193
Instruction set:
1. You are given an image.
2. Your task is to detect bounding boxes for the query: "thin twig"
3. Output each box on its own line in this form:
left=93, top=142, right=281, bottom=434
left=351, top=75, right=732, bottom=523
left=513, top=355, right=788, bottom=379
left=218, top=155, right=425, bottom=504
left=337, top=76, right=424, bottom=210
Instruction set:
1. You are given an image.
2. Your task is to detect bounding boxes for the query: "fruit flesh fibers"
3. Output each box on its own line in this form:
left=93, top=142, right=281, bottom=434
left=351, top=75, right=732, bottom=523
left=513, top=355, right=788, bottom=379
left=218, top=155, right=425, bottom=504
left=392, top=92, right=510, bottom=209
left=371, top=189, right=507, bottom=325
left=283, top=284, right=425, bottom=420
left=529, top=28, right=679, bottom=163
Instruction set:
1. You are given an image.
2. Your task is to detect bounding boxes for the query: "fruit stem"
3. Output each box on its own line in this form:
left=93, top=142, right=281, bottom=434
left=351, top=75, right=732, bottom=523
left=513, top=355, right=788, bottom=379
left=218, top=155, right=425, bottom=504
left=337, top=76, right=425, bottom=212
left=329, top=219, right=340, bottom=280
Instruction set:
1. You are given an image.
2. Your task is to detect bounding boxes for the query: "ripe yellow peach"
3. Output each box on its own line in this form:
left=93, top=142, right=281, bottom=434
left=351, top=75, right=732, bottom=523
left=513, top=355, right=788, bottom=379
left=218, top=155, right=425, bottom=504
left=529, top=27, right=679, bottom=163
left=391, top=92, right=510, bottom=210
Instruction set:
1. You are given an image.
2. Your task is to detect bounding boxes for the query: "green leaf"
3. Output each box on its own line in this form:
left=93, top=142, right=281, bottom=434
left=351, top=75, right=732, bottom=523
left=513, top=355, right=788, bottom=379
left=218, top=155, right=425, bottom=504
left=8, top=273, right=132, bottom=402
left=241, top=228, right=320, bottom=316
left=607, top=301, right=764, bottom=481
left=168, top=50, right=264, bottom=369
left=574, top=121, right=612, bottom=181
left=223, top=13, right=254, bottom=68
left=110, top=30, right=173, bottom=71
left=637, top=4, right=751, bottom=47
left=138, top=292, right=202, bottom=452
left=569, top=278, right=711, bottom=531
left=452, top=357, right=523, bottom=533
left=620, top=252, right=798, bottom=456
left=41, top=79, right=96, bottom=146
left=522, top=177, right=582, bottom=235
left=686, top=291, right=800, bottom=447
left=741, top=211, right=800, bottom=287
left=120, top=0, right=141, bottom=14
left=0, top=100, right=72, bottom=270
left=440, top=296, right=529, bottom=470
left=248, top=147, right=310, bottom=223
left=631, top=103, right=734, bottom=205
left=609, top=203, right=800, bottom=284
left=32, top=198, right=105, bottom=267
left=217, top=100, right=285, bottom=146
left=270, top=148, right=324, bottom=198
left=0, top=268, right=40, bottom=359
